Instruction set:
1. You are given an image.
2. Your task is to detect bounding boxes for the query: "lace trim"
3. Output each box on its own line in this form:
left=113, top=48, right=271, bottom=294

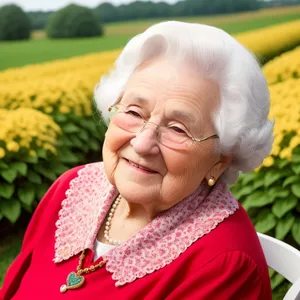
left=54, top=162, right=239, bottom=287
left=54, top=163, right=118, bottom=262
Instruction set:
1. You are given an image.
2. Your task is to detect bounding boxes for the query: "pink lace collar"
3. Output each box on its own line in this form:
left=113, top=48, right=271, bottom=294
left=54, top=162, right=238, bottom=286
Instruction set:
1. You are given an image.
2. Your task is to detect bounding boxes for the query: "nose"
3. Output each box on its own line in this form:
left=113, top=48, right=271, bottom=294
left=130, top=126, right=160, bottom=156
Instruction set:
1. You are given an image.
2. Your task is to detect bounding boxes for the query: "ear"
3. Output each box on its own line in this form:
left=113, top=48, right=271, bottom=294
left=205, top=154, right=232, bottom=183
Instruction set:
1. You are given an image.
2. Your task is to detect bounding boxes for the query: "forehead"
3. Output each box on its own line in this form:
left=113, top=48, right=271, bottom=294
left=123, top=58, right=220, bottom=118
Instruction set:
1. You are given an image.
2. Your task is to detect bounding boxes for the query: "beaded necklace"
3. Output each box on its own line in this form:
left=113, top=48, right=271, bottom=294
left=60, top=194, right=122, bottom=293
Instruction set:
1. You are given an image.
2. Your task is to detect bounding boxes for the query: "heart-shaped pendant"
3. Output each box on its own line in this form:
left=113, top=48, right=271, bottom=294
left=60, top=272, right=85, bottom=293
left=67, top=272, right=85, bottom=289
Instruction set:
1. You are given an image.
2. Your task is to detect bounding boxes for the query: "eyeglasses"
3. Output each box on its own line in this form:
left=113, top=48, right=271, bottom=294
left=108, top=104, right=219, bottom=150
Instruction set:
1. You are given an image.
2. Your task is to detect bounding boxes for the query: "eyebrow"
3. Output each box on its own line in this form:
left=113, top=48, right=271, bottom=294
left=169, top=110, right=196, bottom=125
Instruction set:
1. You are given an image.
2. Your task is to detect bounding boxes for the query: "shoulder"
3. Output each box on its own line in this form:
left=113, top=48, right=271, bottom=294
left=166, top=249, right=272, bottom=300
left=180, top=203, right=271, bottom=292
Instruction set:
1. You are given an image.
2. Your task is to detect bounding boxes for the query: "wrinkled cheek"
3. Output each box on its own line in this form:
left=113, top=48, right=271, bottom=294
left=105, top=125, right=132, bottom=152
left=102, top=126, right=132, bottom=185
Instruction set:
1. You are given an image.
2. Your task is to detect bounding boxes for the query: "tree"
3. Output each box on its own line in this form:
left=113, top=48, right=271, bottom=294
left=47, top=4, right=103, bottom=39
left=0, top=4, right=31, bottom=41
left=27, top=11, right=52, bottom=30
left=94, top=2, right=119, bottom=23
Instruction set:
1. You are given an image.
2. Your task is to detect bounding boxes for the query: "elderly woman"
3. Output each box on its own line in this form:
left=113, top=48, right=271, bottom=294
left=1, top=21, right=273, bottom=299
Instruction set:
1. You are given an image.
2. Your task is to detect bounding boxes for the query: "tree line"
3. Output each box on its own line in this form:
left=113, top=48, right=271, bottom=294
left=27, top=0, right=300, bottom=30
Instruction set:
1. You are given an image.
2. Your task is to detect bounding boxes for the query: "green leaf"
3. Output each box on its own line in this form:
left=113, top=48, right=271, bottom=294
left=283, top=176, right=299, bottom=188
left=0, top=161, right=8, bottom=169
left=243, top=191, right=274, bottom=210
left=57, top=148, right=80, bottom=164
left=54, top=113, right=68, bottom=123
left=255, top=210, right=277, bottom=233
left=291, top=183, right=300, bottom=198
left=33, top=164, right=57, bottom=181
left=275, top=213, right=295, bottom=240
left=241, top=173, right=257, bottom=185
left=0, top=183, right=15, bottom=199
left=36, top=148, right=47, bottom=159
left=58, top=136, right=73, bottom=147
left=36, top=184, right=49, bottom=200
left=78, top=130, right=89, bottom=142
left=268, top=268, right=275, bottom=279
left=27, top=169, right=42, bottom=184
left=292, top=164, right=300, bottom=175
left=268, top=186, right=289, bottom=200
left=264, top=171, right=281, bottom=187
left=253, top=177, right=265, bottom=189
left=89, top=138, right=100, bottom=151
left=50, top=162, right=69, bottom=175
left=292, top=219, right=300, bottom=246
left=21, top=201, right=34, bottom=213
left=0, top=199, right=21, bottom=223
left=271, top=273, right=285, bottom=290
left=69, top=135, right=84, bottom=148
left=62, top=123, right=80, bottom=133
left=272, top=196, right=297, bottom=219
left=24, top=155, right=39, bottom=164
left=292, top=153, right=300, bottom=163
left=0, top=211, right=3, bottom=221
left=10, top=162, right=28, bottom=176
left=0, top=169, right=18, bottom=183
left=277, top=159, right=290, bottom=169
left=235, top=186, right=253, bottom=199
left=17, top=186, right=35, bottom=206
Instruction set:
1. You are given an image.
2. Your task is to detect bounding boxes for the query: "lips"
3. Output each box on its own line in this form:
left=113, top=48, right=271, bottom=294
left=124, top=158, right=157, bottom=173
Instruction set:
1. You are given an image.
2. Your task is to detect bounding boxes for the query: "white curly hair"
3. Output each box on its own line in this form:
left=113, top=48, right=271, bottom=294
left=94, top=21, right=274, bottom=184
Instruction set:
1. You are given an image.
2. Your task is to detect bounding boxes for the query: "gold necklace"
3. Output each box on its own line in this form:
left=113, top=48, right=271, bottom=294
left=60, top=249, right=106, bottom=293
left=60, top=195, right=124, bottom=293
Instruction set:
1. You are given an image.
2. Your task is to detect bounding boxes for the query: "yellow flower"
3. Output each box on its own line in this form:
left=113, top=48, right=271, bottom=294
left=29, top=150, right=37, bottom=157
left=0, top=147, right=5, bottom=159
left=6, top=141, right=20, bottom=152
left=44, top=106, right=54, bottom=114
left=262, top=156, right=275, bottom=167
left=59, top=105, right=71, bottom=114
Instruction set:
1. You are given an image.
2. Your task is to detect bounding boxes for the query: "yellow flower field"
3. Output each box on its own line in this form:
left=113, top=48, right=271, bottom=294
left=236, top=19, right=300, bottom=61
left=263, top=46, right=300, bottom=85
left=0, top=108, right=61, bottom=159
left=1, top=19, right=300, bottom=162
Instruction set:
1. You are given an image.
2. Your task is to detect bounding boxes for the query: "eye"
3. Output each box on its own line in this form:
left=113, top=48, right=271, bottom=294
left=169, top=126, right=188, bottom=135
left=125, top=109, right=143, bottom=118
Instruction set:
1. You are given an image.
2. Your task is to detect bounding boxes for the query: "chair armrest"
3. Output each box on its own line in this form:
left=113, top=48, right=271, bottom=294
left=284, top=277, right=300, bottom=300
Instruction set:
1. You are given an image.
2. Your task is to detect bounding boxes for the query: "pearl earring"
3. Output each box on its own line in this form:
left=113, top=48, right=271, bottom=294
left=208, top=176, right=216, bottom=186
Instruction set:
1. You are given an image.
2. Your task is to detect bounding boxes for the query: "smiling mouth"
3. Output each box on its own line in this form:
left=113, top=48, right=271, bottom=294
left=124, top=159, right=157, bottom=173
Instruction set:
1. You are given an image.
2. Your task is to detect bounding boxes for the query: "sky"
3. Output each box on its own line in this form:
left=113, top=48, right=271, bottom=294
left=0, top=0, right=179, bottom=12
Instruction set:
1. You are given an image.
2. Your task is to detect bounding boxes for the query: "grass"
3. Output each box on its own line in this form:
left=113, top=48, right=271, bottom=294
left=1, top=5, right=300, bottom=71
left=0, top=35, right=131, bottom=71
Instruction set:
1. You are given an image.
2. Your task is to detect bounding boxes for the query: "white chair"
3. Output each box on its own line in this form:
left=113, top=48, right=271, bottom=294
left=257, top=232, right=300, bottom=300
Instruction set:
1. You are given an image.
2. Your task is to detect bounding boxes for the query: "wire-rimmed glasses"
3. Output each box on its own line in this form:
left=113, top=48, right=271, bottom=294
left=108, top=104, right=219, bottom=150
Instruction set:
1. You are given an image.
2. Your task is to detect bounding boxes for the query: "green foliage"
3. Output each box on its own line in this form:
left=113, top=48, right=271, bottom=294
left=230, top=148, right=300, bottom=297
left=27, top=11, right=52, bottom=30
left=0, top=109, right=106, bottom=225
left=231, top=155, right=300, bottom=248
left=47, top=4, right=103, bottom=39
left=93, top=0, right=260, bottom=23
left=0, top=4, right=31, bottom=41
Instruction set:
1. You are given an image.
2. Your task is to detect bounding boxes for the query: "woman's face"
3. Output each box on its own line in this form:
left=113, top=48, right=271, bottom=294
left=103, top=57, right=228, bottom=215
